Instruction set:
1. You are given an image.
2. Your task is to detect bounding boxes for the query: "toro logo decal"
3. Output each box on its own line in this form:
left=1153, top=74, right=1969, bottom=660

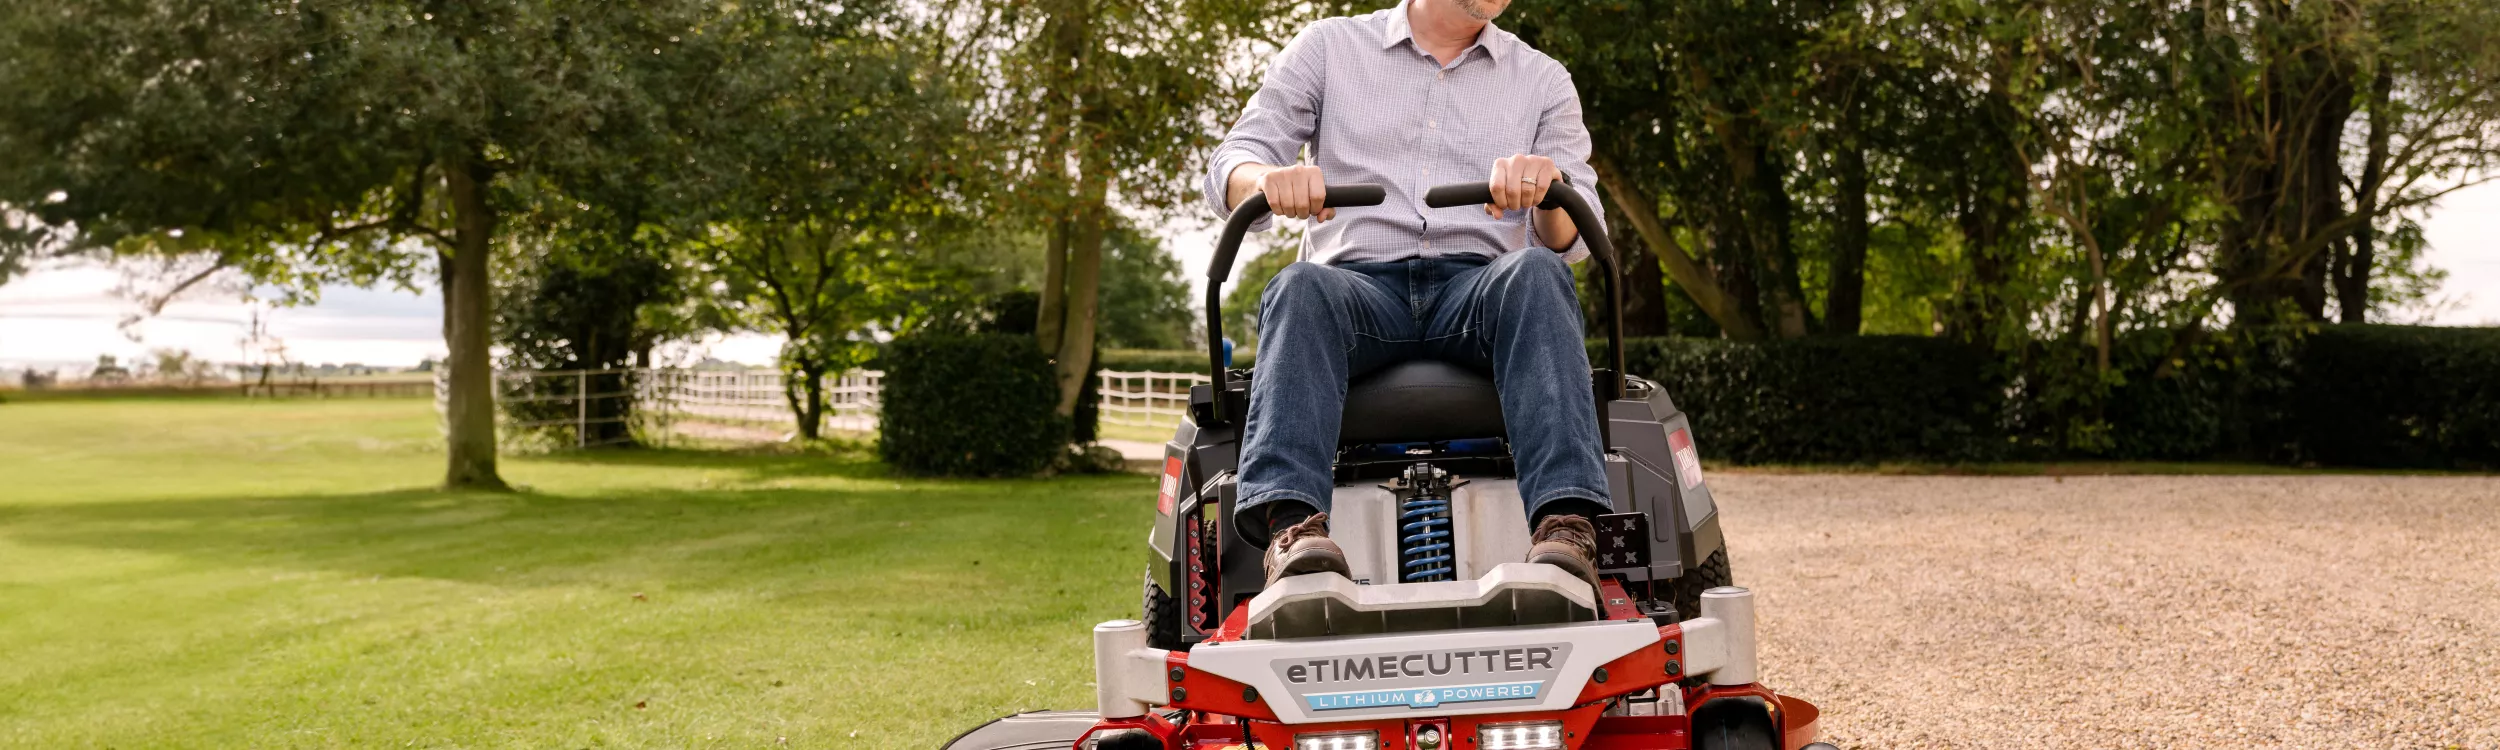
left=1668, top=429, right=1705, bottom=491
left=1157, top=456, right=1184, bottom=515
left=1271, top=645, right=1570, bottom=713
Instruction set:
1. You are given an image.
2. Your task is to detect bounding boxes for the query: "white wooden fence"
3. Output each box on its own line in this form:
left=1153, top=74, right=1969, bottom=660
left=643, top=368, right=883, bottom=433
left=445, top=366, right=1190, bottom=446
left=1095, top=370, right=1210, bottom=428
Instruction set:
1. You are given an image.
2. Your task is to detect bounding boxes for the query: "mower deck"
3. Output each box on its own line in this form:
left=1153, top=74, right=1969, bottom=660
left=1030, top=577, right=1820, bottom=750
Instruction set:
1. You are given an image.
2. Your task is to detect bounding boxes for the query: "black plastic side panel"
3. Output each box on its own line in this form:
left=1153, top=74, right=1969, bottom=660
left=1603, top=376, right=1725, bottom=578
left=1602, top=450, right=1688, bottom=582
left=1146, top=421, right=1201, bottom=571
left=943, top=710, right=1102, bottom=750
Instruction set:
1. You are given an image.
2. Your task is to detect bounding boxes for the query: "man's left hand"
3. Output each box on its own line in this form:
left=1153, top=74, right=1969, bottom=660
left=1486, top=153, right=1562, bottom=218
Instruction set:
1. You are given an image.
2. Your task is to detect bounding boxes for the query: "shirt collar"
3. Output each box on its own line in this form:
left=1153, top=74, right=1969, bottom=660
left=1380, top=0, right=1508, bottom=65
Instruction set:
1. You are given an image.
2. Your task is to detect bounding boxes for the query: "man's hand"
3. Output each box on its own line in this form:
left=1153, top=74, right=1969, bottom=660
left=1486, top=153, right=1562, bottom=218
left=1230, top=163, right=1334, bottom=222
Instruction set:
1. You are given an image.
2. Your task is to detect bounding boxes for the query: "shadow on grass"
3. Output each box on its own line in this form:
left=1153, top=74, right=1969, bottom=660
left=520, top=444, right=895, bottom=480
left=1, top=453, right=1151, bottom=597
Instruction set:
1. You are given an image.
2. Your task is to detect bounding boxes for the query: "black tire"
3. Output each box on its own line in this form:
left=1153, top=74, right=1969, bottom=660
left=1670, top=549, right=1733, bottom=687
left=1143, top=576, right=1189, bottom=651
left=1690, top=696, right=1780, bottom=750
left=1670, top=549, right=1734, bottom=624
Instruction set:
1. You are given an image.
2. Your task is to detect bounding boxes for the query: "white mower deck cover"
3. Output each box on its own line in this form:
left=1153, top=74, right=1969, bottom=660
left=1187, top=564, right=1660, bottom=723
left=1244, top=562, right=1601, bottom=639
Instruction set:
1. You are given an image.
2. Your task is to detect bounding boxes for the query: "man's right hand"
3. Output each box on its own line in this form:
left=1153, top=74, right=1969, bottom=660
left=1230, top=163, right=1334, bottom=222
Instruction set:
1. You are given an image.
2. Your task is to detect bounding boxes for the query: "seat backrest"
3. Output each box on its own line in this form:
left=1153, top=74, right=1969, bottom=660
left=1339, top=360, right=1508, bottom=444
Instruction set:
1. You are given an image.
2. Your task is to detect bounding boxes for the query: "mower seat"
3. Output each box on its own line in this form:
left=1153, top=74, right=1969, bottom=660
left=1339, top=360, right=1507, bottom=444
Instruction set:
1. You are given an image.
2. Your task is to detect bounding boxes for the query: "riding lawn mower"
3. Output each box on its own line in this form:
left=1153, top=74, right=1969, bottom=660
left=947, top=182, right=1831, bottom=750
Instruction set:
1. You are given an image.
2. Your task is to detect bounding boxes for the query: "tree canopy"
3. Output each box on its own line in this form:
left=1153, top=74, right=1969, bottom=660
left=3, top=0, right=2496, bottom=466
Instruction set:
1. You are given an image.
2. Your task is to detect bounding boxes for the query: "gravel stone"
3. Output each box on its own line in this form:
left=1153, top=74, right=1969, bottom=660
left=1718, top=474, right=2500, bottom=749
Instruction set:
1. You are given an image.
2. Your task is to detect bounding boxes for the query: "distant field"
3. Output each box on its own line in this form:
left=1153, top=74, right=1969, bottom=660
left=0, top=399, right=1150, bottom=748
left=1, top=374, right=434, bottom=402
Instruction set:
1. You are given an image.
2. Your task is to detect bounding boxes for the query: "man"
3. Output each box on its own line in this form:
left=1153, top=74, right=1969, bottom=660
left=1205, top=0, right=1611, bottom=588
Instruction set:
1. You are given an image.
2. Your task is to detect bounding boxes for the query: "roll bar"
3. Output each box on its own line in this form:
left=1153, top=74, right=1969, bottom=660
left=1202, top=181, right=1627, bottom=424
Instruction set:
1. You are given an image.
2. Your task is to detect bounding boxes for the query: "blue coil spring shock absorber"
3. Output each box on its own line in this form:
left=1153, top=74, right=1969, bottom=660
left=1397, top=463, right=1456, bottom=582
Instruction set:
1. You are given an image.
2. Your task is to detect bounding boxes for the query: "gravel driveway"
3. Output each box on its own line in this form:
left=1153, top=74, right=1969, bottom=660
left=1717, top=474, right=2500, bottom=749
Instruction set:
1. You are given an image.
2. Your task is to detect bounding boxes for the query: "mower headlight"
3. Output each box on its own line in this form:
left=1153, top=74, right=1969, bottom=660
left=1292, top=730, right=1378, bottom=750
left=1476, top=720, right=1565, bottom=750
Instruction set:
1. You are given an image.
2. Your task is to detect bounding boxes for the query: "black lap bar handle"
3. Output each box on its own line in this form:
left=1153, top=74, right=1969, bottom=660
left=1202, top=184, right=1388, bottom=423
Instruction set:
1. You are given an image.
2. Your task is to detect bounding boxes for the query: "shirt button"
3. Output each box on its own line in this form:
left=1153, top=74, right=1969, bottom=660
left=1427, top=120, right=1438, bottom=129
left=1438, top=70, right=1447, bottom=80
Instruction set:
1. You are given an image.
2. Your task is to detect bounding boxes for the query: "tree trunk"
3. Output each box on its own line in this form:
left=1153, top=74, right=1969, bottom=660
left=1054, top=204, right=1106, bottom=416
left=1037, top=219, right=1069, bottom=352
left=441, top=155, right=506, bottom=490
left=1589, top=153, right=1764, bottom=340
left=1826, top=116, right=1869, bottom=336
left=1616, top=213, right=1672, bottom=338
left=800, top=366, right=826, bottom=440
left=2338, top=69, right=2394, bottom=323
left=1048, top=0, right=1104, bottom=419
left=1748, top=144, right=1811, bottom=338
left=2293, top=63, right=2354, bottom=322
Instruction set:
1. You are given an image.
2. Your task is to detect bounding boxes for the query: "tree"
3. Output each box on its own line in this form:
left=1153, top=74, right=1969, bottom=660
left=2152, top=0, right=2500, bottom=327
left=1096, top=225, right=1196, bottom=350
left=494, top=218, right=671, bottom=447
left=1518, top=0, right=1925, bottom=341
left=942, top=0, right=1300, bottom=415
left=0, top=0, right=733, bottom=488
left=663, top=3, right=975, bottom=441
left=702, top=222, right=944, bottom=440
left=147, top=348, right=210, bottom=384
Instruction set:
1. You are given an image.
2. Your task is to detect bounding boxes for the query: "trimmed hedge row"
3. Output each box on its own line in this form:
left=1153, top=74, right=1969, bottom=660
left=1600, top=325, right=2500, bottom=470
left=2291, top=326, right=2500, bottom=469
left=879, top=333, right=1066, bottom=476
left=1613, top=336, right=2001, bottom=464
left=1001, top=326, right=2498, bottom=470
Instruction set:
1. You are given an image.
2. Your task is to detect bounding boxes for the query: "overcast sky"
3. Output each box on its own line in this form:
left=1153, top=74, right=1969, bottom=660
left=4, top=180, right=2496, bottom=371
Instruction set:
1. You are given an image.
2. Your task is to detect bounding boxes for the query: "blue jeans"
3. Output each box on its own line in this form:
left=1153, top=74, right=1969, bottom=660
left=1237, top=249, right=1611, bottom=542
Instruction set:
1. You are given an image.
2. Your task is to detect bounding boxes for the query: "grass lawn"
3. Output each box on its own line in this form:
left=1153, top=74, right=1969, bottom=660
left=0, top=398, right=1153, bottom=748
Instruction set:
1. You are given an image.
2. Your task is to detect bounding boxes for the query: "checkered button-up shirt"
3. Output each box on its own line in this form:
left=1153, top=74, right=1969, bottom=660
left=1203, top=1, right=1601, bottom=265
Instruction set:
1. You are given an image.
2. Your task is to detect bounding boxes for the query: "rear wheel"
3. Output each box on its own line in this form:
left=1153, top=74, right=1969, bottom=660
left=1689, top=696, right=1779, bottom=750
left=1670, top=549, right=1734, bottom=623
left=1143, top=576, right=1188, bottom=651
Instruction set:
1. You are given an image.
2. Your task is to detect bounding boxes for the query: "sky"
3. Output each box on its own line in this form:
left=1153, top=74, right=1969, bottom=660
left=4, top=180, right=2496, bottom=373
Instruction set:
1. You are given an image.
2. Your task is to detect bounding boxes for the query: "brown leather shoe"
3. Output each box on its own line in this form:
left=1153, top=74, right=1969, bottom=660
left=1263, top=512, right=1352, bottom=587
left=1527, top=514, right=1600, bottom=588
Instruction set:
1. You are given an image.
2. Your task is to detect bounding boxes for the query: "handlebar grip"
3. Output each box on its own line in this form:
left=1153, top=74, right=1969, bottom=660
left=1422, top=183, right=1495, bottom=208
left=1423, top=180, right=1571, bottom=210
left=1323, top=183, right=1388, bottom=208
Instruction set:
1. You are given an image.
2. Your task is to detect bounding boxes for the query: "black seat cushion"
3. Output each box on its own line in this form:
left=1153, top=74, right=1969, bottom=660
left=1338, top=360, right=1507, bottom=444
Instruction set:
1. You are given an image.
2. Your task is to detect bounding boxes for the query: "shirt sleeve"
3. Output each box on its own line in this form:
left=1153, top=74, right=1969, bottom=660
left=1204, top=24, right=1329, bottom=233
left=1529, top=66, right=1602, bottom=264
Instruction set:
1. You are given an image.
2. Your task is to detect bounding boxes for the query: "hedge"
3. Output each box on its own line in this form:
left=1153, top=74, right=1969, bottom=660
left=879, top=333, right=1066, bottom=476
left=1610, top=336, right=2000, bottom=464
left=1603, top=326, right=2500, bottom=470
left=2291, top=325, right=2500, bottom=469
left=1088, top=328, right=2499, bottom=470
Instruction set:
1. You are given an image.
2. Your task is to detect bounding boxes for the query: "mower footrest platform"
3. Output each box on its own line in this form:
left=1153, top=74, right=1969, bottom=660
left=1244, top=562, right=1597, bottom=639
